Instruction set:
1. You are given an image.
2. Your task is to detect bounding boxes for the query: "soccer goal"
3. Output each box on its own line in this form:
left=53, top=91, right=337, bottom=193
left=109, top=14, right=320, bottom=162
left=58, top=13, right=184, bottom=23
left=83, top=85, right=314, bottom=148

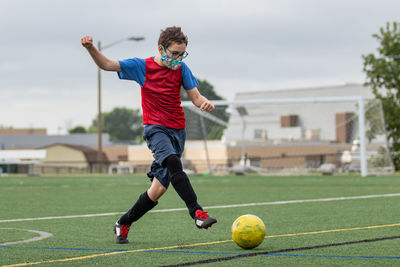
left=181, top=97, right=394, bottom=176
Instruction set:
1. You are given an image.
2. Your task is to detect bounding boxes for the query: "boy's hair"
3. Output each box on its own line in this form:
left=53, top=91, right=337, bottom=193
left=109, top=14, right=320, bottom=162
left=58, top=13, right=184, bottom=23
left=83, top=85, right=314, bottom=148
left=158, top=26, right=188, bottom=48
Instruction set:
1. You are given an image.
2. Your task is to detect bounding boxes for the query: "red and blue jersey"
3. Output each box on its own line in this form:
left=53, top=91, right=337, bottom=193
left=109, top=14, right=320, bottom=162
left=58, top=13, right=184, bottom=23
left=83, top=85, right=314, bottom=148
left=118, top=57, right=198, bottom=129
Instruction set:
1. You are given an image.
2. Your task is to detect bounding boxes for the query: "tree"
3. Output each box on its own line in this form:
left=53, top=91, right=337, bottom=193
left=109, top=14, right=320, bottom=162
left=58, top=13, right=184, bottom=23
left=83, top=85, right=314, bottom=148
left=0, top=125, right=12, bottom=129
left=181, top=78, right=229, bottom=140
left=364, top=100, right=385, bottom=143
left=68, top=126, right=87, bottom=134
left=363, top=22, right=400, bottom=170
left=89, top=107, right=143, bottom=141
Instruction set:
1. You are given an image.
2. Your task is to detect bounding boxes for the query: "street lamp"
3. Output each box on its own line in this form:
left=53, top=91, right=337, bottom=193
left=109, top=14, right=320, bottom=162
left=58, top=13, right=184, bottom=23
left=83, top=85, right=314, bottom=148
left=97, top=36, right=144, bottom=173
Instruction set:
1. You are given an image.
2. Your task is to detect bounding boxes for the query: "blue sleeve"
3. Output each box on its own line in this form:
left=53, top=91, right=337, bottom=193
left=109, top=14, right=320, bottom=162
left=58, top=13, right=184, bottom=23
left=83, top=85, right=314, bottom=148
left=117, top=58, right=146, bottom=87
left=181, top=62, right=198, bottom=90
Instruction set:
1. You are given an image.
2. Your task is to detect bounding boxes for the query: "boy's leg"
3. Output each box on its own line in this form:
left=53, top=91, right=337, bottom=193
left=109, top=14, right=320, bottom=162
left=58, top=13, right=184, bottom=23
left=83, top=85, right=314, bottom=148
left=171, top=171, right=202, bottom=218
left=164, top=154, right=217, bottom=229
left=164, top=154, right=201, bottom=218
left=115, top=179, right=166, bottom=244
left=118, top=190, right=158, bottom=226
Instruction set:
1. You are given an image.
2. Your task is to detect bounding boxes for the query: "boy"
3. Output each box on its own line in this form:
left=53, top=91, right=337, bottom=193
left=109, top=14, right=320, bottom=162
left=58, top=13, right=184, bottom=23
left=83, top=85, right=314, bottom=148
left=81, top=26, right=217, bottom=244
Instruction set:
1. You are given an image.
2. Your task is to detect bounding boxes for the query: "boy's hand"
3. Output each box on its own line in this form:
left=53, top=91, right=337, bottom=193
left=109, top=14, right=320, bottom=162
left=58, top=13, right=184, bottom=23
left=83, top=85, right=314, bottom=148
left=81, top=36, right=94, bottom=49
left=200, top=100, right=215, bottom=112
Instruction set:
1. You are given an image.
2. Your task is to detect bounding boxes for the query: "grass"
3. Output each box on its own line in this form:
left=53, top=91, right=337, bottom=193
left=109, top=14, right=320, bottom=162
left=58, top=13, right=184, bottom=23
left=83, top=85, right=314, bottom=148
left=0, top=174, right=400, bottom=266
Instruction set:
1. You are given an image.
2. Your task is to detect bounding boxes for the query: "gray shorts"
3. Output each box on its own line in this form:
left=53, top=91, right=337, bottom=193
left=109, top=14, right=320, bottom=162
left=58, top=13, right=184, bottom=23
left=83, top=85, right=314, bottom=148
left=143, top=125, right=186, bottom=188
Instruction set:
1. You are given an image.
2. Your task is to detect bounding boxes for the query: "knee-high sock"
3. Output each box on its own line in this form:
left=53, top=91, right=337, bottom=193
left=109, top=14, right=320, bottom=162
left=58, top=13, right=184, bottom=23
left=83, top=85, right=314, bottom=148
left=171, top=171, right=202, bottom=218
left=118, top=191, right=157, bottom=226
left=164, top=154, right=202, bottom=218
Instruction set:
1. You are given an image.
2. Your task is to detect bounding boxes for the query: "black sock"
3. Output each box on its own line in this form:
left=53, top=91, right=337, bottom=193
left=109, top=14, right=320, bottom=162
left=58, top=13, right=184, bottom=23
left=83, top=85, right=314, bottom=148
left=171, top=171, right=202, bottom=219
left=163, top=155, right=202, bottom=219
left=118, top=191, right=157, bottom=226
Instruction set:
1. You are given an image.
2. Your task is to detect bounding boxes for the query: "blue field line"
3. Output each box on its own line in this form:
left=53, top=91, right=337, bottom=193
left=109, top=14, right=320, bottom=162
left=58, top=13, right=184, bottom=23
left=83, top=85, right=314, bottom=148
left=0, top=245, right=126, bottom=252
left=1, top=246, right=399, bottom=260
left=0, top=246, right=240, bottom=255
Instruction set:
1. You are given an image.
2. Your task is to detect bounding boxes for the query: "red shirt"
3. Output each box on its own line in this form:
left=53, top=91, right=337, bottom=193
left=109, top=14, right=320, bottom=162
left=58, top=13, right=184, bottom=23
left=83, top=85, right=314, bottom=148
left=141, top=57, right=186, bottom=129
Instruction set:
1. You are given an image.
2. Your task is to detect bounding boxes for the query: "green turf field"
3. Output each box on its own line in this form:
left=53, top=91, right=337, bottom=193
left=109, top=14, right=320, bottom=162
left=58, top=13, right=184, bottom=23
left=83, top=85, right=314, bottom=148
left=1, top=174, right=400, bottom=266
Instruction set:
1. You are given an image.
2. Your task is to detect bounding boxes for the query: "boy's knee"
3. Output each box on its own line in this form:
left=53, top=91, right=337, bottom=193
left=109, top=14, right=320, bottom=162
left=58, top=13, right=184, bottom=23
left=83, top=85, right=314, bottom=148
left=163, top=154, right=183, bottom=176
left=170, top=170, right=187, bottom=186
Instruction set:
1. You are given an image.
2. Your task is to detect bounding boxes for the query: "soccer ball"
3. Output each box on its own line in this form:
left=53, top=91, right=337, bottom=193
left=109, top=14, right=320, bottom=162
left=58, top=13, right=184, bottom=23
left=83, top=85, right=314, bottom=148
left=231, top=214, right=266, bottom=249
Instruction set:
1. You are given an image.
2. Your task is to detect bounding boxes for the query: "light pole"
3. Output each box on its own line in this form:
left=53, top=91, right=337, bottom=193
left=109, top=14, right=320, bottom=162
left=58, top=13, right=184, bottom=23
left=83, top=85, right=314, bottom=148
left=97, top=36, right=144, bottom=173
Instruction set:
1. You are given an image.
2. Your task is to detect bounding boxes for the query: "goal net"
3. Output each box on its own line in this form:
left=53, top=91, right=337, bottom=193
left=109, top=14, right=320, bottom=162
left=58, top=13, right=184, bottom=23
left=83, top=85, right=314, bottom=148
left=181, top=97, right=394, bottom=176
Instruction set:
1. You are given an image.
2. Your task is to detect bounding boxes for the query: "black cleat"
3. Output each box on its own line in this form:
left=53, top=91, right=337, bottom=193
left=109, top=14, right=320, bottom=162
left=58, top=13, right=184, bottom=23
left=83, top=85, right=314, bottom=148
left=194, top=210, right=217, bottom=229
left=113, top=221, right=130, bottom=244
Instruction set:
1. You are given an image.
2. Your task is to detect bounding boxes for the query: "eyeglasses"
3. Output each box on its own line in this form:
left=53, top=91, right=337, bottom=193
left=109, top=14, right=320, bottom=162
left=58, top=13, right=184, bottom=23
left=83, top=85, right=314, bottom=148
left=163, top=46, right=188, bottom=60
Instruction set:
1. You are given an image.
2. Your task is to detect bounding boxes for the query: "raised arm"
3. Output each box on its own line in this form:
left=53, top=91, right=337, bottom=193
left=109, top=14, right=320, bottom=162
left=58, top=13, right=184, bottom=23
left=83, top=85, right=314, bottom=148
left=185, top=87, right=215, bottom=112
left=80, top=36, right=121, bottom=72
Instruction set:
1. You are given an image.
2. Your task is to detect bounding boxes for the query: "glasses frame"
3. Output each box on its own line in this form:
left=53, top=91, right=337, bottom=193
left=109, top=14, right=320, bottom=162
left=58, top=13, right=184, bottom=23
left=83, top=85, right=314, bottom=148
left=163, top=46, right=188, bottom=60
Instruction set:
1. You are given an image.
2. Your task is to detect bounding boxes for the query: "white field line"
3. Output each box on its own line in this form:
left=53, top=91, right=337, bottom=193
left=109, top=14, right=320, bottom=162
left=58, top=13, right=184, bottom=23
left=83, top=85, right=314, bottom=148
left=1, top=193, right=400, bottom=223
left=0, top=228, right=53, bottom=246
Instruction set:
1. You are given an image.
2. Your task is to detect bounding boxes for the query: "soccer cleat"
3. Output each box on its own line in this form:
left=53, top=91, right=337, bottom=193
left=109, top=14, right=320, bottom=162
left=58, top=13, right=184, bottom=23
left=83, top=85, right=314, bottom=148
left=113, top=221, right=130, bottom=244
left=194, top=210, right=217, bottom=229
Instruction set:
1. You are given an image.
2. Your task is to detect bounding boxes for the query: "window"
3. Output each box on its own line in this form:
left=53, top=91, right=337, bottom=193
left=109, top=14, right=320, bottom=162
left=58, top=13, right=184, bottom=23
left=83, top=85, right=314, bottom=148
left=254, top=129, right=267, bottom=140
left=281, top=114, right=299, bottom=127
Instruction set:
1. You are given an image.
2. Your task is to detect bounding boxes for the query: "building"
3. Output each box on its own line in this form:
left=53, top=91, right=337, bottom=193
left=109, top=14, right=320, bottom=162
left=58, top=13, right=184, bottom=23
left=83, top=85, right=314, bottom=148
left=0, top=150, right=46, bottom=174
left=35, top=144, right=110, bottom=173
left=0, top=129, right=115, bottom=174
left=0, top=128, right=47, bottom=135
left=0, top=133, right=112, bottom=149
left=103, top=146, right=134, bottom=174
left=125, top=140, right=228, bottom=174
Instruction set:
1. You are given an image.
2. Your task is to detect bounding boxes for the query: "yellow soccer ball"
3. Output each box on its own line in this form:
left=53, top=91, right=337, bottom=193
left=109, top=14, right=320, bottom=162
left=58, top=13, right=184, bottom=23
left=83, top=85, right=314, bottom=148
left=232, top=214, right=266, bottom=249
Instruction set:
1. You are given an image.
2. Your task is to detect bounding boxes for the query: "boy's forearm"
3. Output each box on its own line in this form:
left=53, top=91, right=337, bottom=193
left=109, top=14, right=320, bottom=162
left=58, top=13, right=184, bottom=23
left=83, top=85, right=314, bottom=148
left=86, top=46, right=120, bottom=71
left=192, top=95, right=207, bottom=108
left=192, top=95, right=215, bottom=112
left=186, top=87, right=214, bottom=112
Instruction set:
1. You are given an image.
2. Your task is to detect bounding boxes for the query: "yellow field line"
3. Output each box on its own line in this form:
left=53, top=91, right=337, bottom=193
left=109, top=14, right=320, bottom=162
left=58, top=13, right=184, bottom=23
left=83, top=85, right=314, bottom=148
left=1, top=241, right=230, bottom=267
left=3, top=222, right=400, bottom=267
left=267, top=222, right=400, bottom=238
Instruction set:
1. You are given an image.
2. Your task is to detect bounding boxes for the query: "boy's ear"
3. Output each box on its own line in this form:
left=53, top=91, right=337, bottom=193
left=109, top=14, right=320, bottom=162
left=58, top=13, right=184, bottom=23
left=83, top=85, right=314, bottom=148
left=158, top=44, right=163, bottom=54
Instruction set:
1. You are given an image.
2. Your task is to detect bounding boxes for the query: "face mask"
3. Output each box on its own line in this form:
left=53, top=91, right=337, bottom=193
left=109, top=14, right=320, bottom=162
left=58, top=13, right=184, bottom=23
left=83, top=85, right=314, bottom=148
left=161, top=47, right=183, bottom=70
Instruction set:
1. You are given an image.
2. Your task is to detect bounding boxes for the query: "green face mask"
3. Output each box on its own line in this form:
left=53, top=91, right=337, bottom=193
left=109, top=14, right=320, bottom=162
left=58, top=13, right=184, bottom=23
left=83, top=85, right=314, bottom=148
left=161, top=46, right=186, bottom=70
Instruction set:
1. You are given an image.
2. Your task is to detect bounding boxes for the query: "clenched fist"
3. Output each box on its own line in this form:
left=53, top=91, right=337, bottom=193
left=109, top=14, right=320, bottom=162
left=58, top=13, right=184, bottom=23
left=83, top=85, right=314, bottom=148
left=81, top=36, right=94, bottom=49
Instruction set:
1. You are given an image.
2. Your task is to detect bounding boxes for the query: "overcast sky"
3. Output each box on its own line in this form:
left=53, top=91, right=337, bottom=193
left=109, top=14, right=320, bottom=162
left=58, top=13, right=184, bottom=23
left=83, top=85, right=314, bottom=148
left=1, top=0, right=400, bottom=134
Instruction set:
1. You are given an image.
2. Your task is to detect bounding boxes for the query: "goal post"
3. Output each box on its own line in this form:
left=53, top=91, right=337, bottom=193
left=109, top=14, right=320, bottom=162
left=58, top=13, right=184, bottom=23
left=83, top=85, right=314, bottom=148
left=181, top=96, right=394, bottom=176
